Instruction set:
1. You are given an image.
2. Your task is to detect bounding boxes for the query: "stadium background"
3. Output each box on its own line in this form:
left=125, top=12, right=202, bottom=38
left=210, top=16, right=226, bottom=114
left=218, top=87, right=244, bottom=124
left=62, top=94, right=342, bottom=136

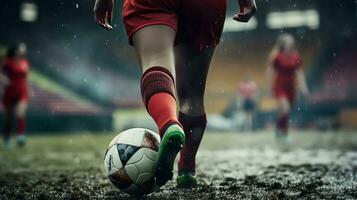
left=0, top=0, right=356, bottom=133
left=0, top=1, right=357, bottom=199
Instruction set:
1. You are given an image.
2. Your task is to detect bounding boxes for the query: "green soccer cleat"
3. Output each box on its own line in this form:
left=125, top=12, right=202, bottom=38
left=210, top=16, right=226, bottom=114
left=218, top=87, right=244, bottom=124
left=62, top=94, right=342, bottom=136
left=275, top=130, right=290, bottom=147
left=155, top=124, right=185, bottom=186
left=177, top=172, right=197, bottom=188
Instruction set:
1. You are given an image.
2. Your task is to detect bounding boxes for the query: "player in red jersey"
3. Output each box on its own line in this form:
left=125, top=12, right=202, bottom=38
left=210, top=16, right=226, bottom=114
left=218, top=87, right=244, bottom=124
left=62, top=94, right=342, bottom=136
left=94, top=0, right=256, bottom=187
left=1, top=43, right=30, bottom=149
left=267, top=34, right=309, bottom=139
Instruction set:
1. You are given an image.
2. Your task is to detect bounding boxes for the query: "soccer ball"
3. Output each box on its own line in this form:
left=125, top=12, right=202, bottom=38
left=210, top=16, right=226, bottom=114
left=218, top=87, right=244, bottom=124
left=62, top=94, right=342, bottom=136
left=104, top=128, right=161, bottom=195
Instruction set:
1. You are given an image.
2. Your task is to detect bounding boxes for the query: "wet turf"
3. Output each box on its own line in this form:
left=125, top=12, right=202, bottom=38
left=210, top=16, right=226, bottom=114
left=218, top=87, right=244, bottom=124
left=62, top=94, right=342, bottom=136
left=0, top=131, right=356, bottom=199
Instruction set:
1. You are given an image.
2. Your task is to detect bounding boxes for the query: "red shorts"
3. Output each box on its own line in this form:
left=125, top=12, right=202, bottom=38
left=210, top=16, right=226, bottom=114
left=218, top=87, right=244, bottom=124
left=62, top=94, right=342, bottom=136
left=2, top=86, right=28, bottom=108
left=122, top=0, right=227, bottom=49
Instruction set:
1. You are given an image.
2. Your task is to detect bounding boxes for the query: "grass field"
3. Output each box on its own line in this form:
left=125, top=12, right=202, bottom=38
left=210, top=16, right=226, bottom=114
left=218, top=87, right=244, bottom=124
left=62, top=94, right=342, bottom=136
left=0, top=130, right=357, bottom=199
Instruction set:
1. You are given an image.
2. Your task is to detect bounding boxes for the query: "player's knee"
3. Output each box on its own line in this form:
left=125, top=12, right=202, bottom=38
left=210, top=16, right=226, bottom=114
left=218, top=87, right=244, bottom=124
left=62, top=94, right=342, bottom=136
left=16, top=109, right=26, bottom=118
left=139, top=48, right=175, bottom=72
left=15, top=103, right=27, bottom=117
left=280, top=104, right=290, bottom=113
left=133, top=26, right=175, bottom=70
left=278, top=98, right=290, bottom=113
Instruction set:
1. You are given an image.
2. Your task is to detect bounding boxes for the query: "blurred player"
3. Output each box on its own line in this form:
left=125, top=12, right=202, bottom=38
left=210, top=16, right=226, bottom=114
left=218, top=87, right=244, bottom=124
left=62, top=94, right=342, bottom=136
left=239, top=75, right=257, bottom=131
left=94, top=0, right=256, bottom=188
left=1, top=43, right=30, bottom=149
left=267, top=34, right=309, bottom=139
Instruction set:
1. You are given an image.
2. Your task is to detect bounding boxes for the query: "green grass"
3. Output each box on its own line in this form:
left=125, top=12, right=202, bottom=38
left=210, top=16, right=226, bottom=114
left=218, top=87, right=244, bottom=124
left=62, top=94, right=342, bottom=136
left=0, top=133, right=109, bottom=171
left=0, top=131, right=356, bottom=200
left=1, top=130, right=356, bottom=172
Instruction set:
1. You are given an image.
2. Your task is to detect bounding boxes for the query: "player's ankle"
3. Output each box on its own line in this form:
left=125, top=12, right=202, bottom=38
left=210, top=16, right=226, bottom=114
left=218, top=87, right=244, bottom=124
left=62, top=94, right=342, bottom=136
left=178, top=169, right=195, bottom=176
left=16, top=135, right=27, bottom=147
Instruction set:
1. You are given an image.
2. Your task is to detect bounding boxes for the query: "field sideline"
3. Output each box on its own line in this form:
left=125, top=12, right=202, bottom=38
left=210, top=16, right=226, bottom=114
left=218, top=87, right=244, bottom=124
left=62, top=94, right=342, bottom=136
left=0, top=131, right=356, bottom=199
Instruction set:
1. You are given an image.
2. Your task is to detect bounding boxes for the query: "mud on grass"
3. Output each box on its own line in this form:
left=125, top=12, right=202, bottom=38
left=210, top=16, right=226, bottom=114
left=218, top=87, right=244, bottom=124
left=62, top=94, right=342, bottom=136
left=0, top=131, right=357, bottom=199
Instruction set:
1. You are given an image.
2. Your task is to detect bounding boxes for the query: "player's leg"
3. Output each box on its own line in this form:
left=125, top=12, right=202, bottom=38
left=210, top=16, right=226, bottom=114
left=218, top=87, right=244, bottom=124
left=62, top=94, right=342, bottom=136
left=175, top=44, right=215, bottom=188
left=247, top=100, right=256, bottom=131
left=242, top=100, right=252, bottom=132
left=132, top=25, right=185, bottom=186
left=133, top=25, right=178, bottom=135
left=173, top=0, right=226, bottom=187
left=245, top=111, right=254, bottom=132
left=14, top=100, right=28, bottom=146
left=2, top=105, right=14, bottom=149
left=276, top=96, right=291, bottom=137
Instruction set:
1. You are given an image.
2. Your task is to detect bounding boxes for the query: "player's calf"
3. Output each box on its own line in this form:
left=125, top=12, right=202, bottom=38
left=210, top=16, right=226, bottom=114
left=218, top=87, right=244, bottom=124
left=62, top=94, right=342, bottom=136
left=276, top=112, right=289, bottom=136
left=177, top=112, right=207, bottom=188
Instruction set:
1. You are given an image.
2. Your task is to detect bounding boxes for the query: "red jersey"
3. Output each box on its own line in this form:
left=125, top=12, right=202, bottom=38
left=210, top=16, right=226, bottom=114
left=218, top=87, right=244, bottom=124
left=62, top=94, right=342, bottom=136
left=3, top=58, right=29, bottom=89
left=273, top=51, right=302, bottom=102
left=2, top=58, right=29, bottom=107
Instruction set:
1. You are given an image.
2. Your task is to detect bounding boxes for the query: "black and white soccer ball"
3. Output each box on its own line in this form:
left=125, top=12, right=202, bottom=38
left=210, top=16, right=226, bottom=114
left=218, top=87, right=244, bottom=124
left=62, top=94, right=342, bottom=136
left=104, top=128, right=161, bottom=195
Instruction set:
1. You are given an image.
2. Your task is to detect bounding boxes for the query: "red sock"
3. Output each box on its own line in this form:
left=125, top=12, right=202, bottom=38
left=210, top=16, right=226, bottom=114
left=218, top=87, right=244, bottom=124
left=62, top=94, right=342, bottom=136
left=178, top=112, right=207, bottom=174
left=147, top=93, right=178, bottom=137
left=17, top=117, right=26, bottom=135
left=141, top=67, right=180, bottom=137
left=277, top=113, right=289, bottom=134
